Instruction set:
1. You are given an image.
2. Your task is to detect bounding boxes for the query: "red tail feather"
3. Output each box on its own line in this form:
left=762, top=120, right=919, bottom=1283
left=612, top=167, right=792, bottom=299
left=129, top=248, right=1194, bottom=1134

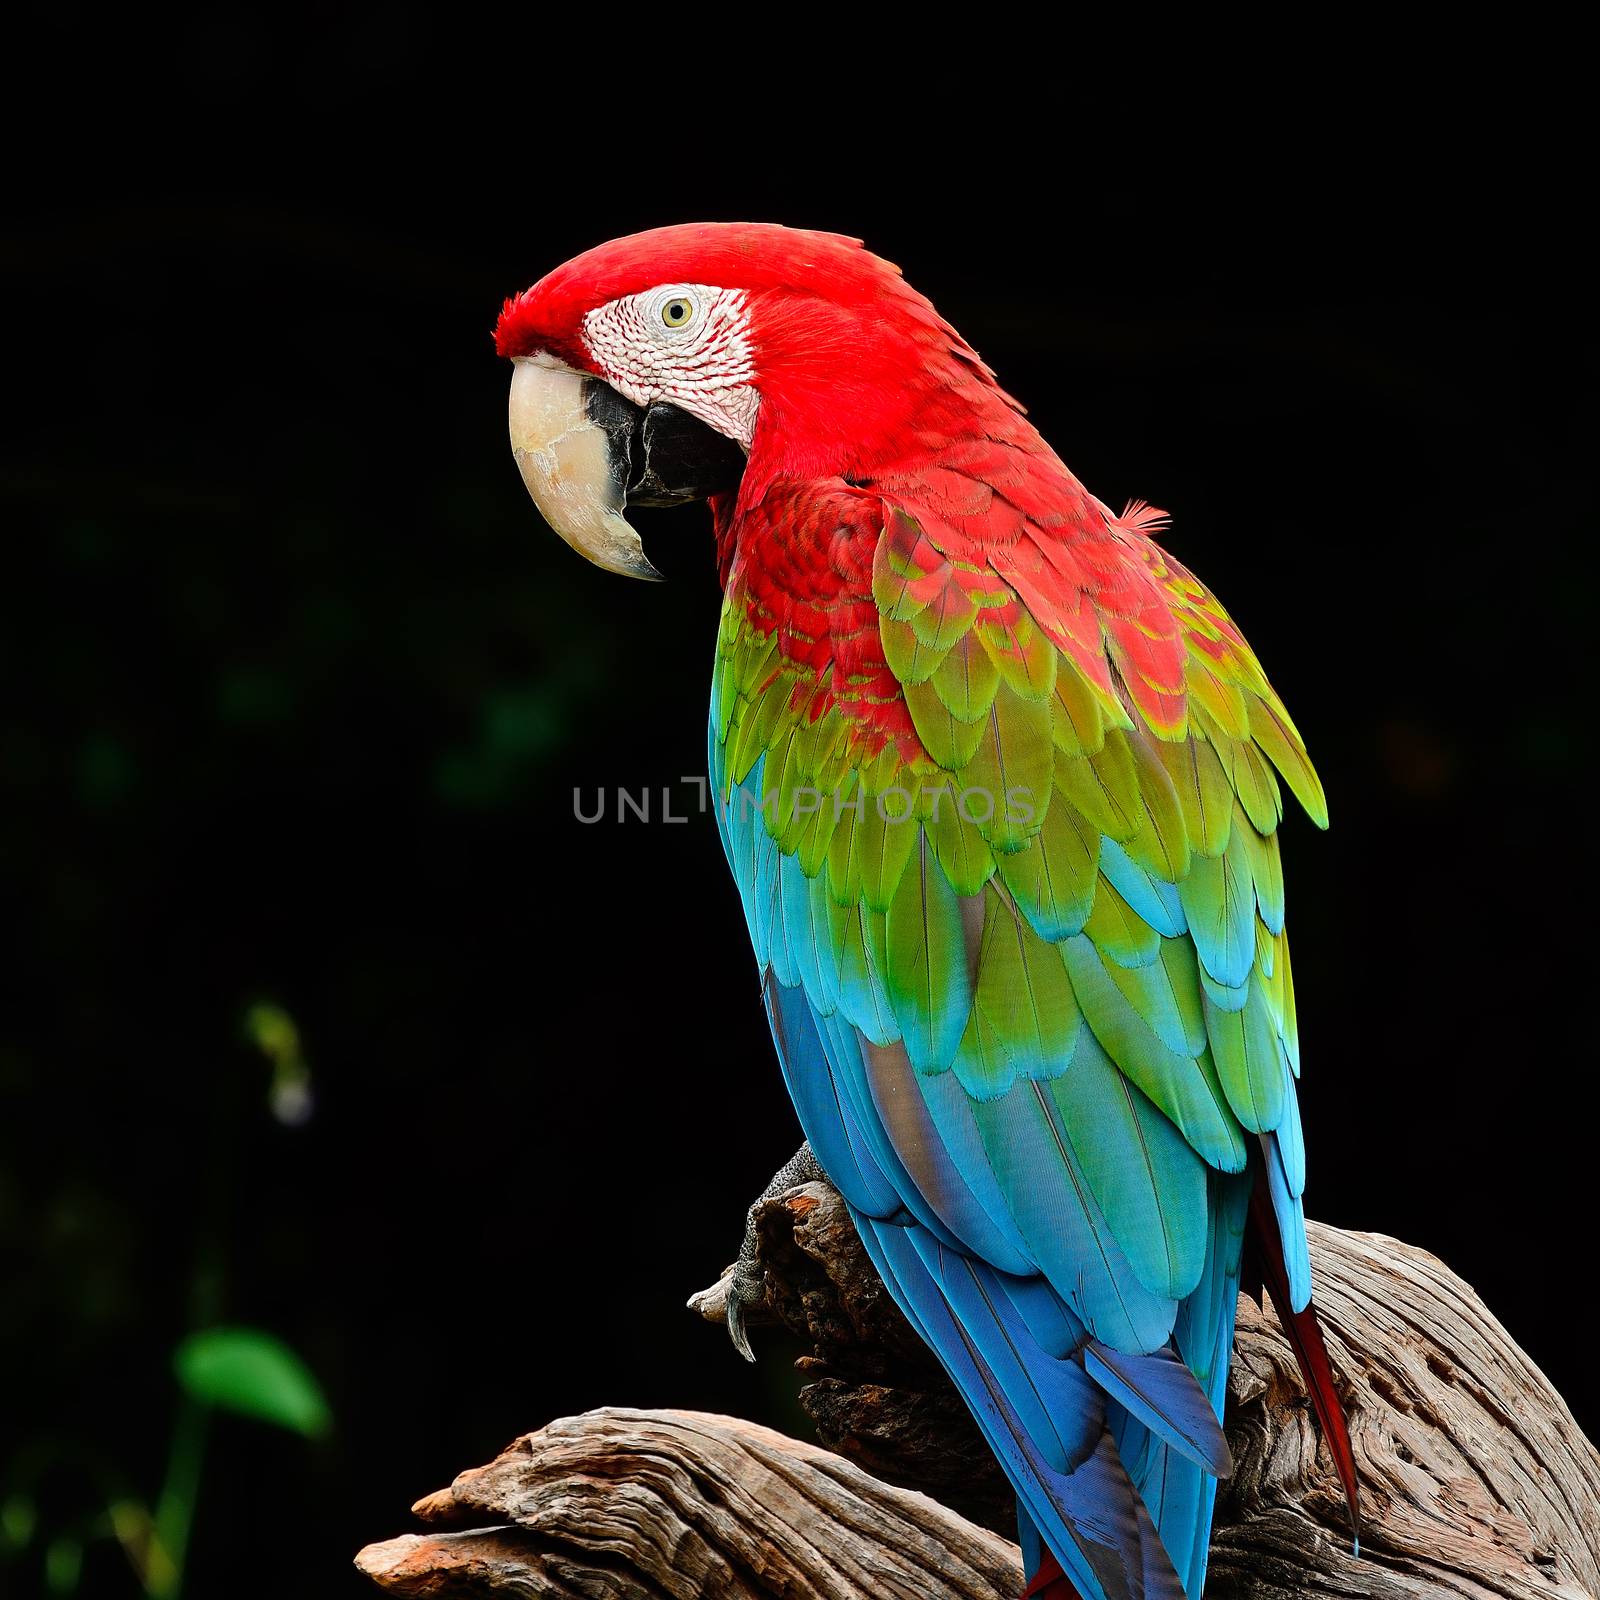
left=1022, top=1550, right=1081, bottom=1598
left=1248, top=1175, right=1362, bottom=1545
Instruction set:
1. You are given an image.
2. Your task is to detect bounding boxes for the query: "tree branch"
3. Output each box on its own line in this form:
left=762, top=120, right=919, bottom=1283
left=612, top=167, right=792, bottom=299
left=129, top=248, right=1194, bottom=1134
left=357, top=1183, right=1600, bottom=1599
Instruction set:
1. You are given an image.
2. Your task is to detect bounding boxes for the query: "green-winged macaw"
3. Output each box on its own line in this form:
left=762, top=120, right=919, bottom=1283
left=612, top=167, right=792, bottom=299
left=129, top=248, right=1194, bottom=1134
left=495, top=223, right=1357, bottom=1600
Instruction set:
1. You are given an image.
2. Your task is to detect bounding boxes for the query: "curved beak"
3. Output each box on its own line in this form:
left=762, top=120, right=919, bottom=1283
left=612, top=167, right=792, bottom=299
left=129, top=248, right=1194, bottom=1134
left=507, top=357, right=746, bottom=581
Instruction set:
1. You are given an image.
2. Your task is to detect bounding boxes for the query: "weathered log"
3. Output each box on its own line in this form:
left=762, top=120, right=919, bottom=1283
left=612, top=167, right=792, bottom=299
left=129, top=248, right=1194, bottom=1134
left=356, top=1183, right=1600, bottom=1599
left=357, top=1408, right=1019, bottom=1599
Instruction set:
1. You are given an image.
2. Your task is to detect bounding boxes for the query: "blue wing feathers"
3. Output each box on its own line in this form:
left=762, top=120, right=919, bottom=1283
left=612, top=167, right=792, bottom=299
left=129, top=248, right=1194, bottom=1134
left=762, top=977, right=900, bottom=1217
left=971, top=1079, right=1178, bottom=1353
left=862, top=1217, right=1185, bottom=1600
left=1115, top=1171, right=1248, bottom=1597
left=912, top=1231, right=1104, bottom=1476
left=1100, top=839, right=1188, bottom=939
left=716, top=723, right=1310, bottom=1599
left=1261, top=1132, right=1312, bottom=1312
left=1274, top=1054, right=1307, bottom=1196
left=861, top=1034, right=1038, bottom=1275
left=1082, top=1343, right=1232, bottom=1477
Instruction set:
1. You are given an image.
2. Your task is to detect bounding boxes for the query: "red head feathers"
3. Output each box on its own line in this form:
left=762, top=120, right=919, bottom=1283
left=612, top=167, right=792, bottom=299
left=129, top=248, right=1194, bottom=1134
left=495, top=224, right=896, bottom=359
left=494, top=222, right=1022, bottom=482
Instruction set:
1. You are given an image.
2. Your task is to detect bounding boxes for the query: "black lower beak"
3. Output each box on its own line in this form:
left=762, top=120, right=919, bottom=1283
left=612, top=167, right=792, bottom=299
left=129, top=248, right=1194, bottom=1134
left=508, top=359, right=747, bottom=581
left=583, top=380, right=748, bottom=508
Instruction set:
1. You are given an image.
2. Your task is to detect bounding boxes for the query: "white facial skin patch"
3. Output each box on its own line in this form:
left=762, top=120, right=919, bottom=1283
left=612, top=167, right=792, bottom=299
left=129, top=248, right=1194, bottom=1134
left=581, top=284, right=760, bottom=449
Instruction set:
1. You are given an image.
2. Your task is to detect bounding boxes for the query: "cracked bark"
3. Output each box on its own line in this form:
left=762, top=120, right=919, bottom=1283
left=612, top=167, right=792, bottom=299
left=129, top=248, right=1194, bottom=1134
left=356, top=1182, right=1600, bottom=1599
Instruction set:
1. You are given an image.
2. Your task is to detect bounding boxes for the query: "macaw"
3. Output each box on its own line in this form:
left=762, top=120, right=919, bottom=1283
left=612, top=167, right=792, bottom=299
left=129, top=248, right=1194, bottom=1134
left=495, top=224, right=1357, bottom=1600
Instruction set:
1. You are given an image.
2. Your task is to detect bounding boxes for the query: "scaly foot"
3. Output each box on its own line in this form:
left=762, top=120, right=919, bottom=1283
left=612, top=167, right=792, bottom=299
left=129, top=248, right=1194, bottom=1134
left=687, top=1141, right=825, bottom=1361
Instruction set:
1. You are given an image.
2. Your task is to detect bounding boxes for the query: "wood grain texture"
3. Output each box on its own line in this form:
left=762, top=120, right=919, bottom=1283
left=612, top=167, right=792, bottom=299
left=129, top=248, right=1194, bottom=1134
left=357, top=1184, right=1600, bottom=1599
left=1213, top=1223, right=1600, bottom=1599
left=357, top=1407, right=1020, bottom=1599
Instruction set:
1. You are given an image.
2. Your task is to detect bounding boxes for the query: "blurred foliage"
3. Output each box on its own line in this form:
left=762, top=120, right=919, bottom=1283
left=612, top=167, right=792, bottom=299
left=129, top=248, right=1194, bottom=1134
left=0, top=1009, right=330, bottom=1598
left=246, top=1003, right=314, bottom=1127
left=175, top=1329, right=332, bottom=1440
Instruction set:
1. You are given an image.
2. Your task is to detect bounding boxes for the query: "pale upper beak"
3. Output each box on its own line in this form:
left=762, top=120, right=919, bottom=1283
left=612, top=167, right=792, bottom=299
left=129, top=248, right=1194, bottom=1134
left=507, top=357, right=746, bottom=581
left=508, top=357, right=658, bottom=580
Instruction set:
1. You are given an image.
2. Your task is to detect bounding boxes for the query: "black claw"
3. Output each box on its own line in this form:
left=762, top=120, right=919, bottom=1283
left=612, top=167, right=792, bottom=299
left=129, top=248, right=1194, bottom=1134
left=725, top=1280, right=758, bottom=1364
left=713, top=1142, right=823, bottom=1365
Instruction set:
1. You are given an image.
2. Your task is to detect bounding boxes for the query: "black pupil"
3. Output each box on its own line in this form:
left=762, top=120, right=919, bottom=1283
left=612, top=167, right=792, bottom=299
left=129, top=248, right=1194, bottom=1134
left=669, top=302, right=686, bottom=321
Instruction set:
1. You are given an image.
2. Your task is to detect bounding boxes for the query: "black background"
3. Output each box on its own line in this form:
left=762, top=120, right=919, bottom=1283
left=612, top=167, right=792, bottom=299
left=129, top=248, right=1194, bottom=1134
left=3, top=23, right=1593, bottom=1598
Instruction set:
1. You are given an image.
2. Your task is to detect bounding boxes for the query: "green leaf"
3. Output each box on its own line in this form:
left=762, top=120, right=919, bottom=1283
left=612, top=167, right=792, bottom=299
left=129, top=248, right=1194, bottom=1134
left=174, top=1328, right=331, bottom=1438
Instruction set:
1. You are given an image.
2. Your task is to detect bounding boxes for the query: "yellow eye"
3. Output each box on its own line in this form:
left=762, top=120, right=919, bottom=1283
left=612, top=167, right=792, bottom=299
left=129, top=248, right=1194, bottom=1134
left=661, top=296, right=694, bottom=328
